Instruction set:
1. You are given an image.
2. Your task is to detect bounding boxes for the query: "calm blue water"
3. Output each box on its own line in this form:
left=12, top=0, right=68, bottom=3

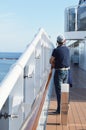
left=0, top=52, right=21, bottom=59
left=0, top=52, right=22, bottom=82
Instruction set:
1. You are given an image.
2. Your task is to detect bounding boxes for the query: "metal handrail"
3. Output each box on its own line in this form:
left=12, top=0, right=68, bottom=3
left=20, top=69, right=53, bottom=130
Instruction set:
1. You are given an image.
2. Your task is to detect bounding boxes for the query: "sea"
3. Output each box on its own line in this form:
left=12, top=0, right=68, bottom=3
left=0, top=52, right=22, bottom=83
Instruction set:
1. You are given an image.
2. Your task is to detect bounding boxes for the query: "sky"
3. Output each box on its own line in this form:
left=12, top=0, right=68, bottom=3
left=0, top=0, right=78, bottom=52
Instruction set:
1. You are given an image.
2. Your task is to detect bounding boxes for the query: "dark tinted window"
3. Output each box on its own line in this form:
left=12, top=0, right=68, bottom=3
left=79, top=0, right=85, bottom=5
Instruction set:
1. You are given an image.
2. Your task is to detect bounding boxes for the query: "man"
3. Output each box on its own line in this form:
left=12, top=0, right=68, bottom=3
left=50, top=34, right=70, bottom=114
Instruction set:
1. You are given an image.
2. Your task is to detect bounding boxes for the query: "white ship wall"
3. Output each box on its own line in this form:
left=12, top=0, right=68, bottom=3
left=79, top=40, right=86, bottom=70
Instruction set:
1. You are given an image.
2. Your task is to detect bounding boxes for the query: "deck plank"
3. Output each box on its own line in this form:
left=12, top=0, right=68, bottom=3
left=56, top=115, right=62, bottom=130
left=62, top=125, right=69, bottom=130
left=68, top=103, right=76, bottom=130
left=75, top=102, right=86, bottom=129
left=46, top=65, right=86, bottom=130
left=46, top=101, right=57, bottom=130
left=77, top=102, right=86, bottom=129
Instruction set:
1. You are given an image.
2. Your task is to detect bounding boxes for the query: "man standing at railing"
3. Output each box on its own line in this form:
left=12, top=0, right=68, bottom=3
left=50, top=34, right=70, bottom=114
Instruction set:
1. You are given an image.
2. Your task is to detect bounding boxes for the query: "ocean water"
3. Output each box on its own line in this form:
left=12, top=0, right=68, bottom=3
left=0, top=52, right=22, bottom=82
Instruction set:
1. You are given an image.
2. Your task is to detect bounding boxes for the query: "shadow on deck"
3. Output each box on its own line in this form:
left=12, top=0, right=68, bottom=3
left=46, top=64, right=86, bottom=130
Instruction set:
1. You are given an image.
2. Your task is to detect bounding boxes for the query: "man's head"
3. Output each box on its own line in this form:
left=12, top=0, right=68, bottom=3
left=56, top=34, right=66, bottom=45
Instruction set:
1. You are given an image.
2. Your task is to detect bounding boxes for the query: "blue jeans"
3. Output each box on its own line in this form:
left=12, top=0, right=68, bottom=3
left=54, top=69, right=68, bottom=110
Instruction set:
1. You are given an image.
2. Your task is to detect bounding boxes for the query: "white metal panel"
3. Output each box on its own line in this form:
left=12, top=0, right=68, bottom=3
left=9, top=72, right=24, bottom=130
left=84, top=40, right=86, bottom=70
left=64, top=31, right=86, bottom=40
left=0, top=65, right=23, bottom=110
left=79, top=41, right=85, bottom=69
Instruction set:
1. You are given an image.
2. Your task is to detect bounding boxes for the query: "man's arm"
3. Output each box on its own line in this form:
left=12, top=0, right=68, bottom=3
left=49, top=56, right=55, bottom=68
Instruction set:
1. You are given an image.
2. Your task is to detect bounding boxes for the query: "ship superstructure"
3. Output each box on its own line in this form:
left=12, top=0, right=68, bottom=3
left=65, top=0, right=86, bottom=70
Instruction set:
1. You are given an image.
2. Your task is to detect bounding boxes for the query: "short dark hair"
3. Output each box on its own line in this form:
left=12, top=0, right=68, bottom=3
left=57, top=40, right=63, bottom=45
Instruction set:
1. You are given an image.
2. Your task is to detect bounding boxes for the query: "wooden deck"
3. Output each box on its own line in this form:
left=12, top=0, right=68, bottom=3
left=46, top=64, right=86, bottom=130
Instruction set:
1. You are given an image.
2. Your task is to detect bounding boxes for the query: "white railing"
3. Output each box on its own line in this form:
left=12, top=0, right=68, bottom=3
left=0, top=28, right=54, bottom=130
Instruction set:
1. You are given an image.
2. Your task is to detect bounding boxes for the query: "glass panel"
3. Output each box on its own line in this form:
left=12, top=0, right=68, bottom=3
left=77, top=5, right=86, bottom=30
left=65, top=7, right=76, bottom=32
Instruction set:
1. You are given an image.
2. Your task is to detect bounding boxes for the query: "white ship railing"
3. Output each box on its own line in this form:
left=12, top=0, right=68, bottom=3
left=0, top=28, right=54, bottom=130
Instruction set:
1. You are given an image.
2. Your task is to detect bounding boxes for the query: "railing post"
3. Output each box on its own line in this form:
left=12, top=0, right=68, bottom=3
left=61, top=83, right=69, bottom=125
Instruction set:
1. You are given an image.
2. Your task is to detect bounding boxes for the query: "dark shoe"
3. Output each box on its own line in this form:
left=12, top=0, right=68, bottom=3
left=52, top=109, right=60, bottom=115
left=56, top=109, right=60, bottom=114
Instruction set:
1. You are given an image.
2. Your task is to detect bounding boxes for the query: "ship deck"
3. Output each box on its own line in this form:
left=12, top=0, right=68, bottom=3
left=46, top=64, right=86, bottom=130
